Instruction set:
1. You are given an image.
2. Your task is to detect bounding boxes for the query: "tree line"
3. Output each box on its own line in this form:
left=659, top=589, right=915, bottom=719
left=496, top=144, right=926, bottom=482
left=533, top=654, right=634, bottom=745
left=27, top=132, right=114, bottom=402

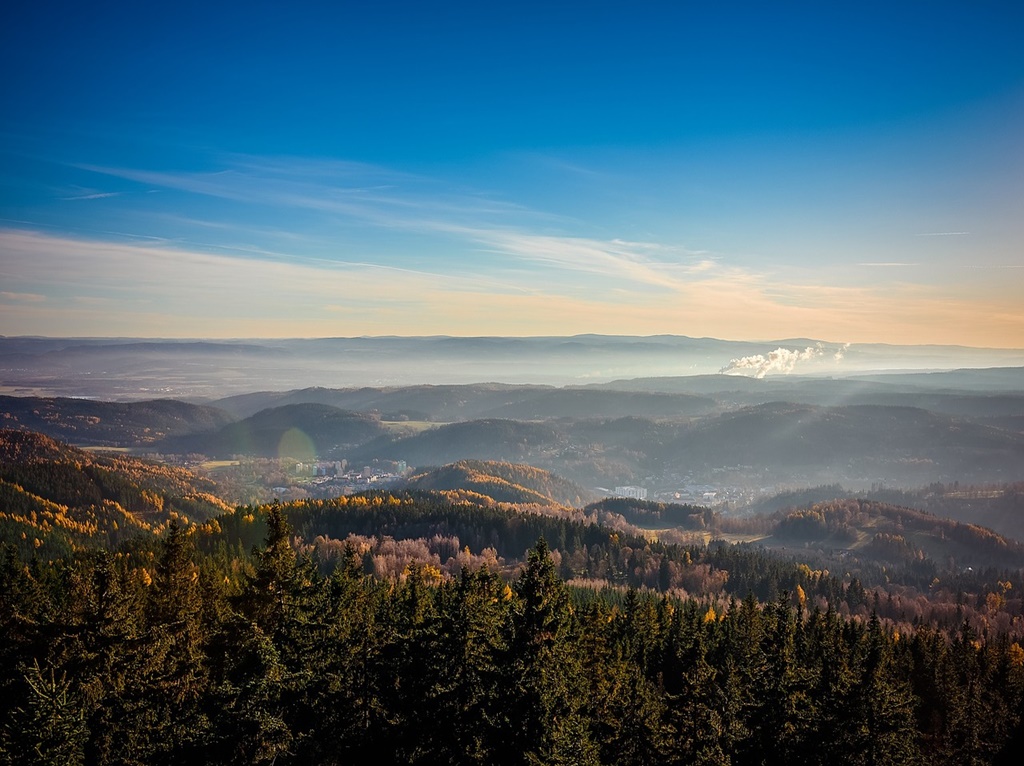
left=2, top=504, right=1024, bottom=765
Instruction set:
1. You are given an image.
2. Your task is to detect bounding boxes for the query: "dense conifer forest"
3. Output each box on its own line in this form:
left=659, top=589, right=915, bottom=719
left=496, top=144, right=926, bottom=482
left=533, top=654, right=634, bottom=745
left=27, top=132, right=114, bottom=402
left=3, top=499, right=1024, bottom=765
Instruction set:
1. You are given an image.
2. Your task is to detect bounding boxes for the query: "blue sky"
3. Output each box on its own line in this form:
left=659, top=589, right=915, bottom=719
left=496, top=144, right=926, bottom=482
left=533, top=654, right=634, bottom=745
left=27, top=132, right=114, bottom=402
left=2, top=1, right=1023, bottom=344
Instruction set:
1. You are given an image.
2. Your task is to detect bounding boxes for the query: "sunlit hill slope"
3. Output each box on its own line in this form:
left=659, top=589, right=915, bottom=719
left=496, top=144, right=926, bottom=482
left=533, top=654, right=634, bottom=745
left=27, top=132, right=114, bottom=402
left=0, top=429, right=231, bottom=557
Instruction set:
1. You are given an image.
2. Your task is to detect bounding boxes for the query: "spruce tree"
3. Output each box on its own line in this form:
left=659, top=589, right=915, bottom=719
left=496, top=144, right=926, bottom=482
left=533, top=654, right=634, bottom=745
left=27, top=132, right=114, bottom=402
left=504, top=539, right=599, bottom=765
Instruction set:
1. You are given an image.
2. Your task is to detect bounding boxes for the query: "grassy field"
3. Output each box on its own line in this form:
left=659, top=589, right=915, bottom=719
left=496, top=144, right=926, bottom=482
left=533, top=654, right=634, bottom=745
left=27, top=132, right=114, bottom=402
left=714, top=532, right=769, bottom=545
left=200, top=459, right=242, bottom=470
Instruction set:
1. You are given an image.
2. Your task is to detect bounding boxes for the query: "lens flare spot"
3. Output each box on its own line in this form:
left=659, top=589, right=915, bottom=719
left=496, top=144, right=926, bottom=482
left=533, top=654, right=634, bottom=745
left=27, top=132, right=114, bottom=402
left=278, top=427, right=316, bottom=462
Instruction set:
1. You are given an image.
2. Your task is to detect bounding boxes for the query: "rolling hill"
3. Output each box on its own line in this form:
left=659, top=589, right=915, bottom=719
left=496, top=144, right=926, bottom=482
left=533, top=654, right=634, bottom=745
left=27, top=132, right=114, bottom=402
left=763, top=498, right=1024, bottom=570
left=659, top=403, right=1024, bottom=485
left=211, top=378, right=1024, bottom=425
left=0, top=395, right=233, bottom=446
left=352, top=418, right=564, bottom=468
left=159, top=403, right=388, bottom=458
left=0, top=429, right=232, bottom=557
left=348, top=404, right=1024, bottom=488
left=404, top=460, right=596, bottom=507
left=211, top=382, right=717, bottom=422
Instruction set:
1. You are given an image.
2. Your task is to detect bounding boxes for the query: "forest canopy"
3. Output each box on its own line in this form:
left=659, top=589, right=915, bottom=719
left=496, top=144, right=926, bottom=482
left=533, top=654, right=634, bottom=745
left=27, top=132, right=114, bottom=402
left=2, top=500, right=1024, bottom=765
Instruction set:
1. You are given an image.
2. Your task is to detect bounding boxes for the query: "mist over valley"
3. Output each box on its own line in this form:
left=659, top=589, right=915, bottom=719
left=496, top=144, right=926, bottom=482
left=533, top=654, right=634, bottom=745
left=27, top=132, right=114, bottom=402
left=3, top=335, right=1023, bottom=507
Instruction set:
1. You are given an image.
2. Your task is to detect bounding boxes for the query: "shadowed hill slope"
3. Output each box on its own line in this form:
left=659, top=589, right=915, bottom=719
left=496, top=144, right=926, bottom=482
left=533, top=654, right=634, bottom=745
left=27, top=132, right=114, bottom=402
left=661, top=403, right=1024, bottom=483
left=0, top=395, right=233, bottom=446
left=353, top=419, right=563, bottom=467
left=160, top=403, right=387, bottom=458
left=212, top=383, right=717, bottom=421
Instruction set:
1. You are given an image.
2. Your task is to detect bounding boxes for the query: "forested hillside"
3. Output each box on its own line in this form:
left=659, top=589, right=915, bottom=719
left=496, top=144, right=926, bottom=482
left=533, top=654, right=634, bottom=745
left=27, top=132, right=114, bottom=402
left=587, top=496, right=716, bottom=530
left=350, top=405, right=1024, bottom=487
left=765, top=498, right=1024, bottom=568
left=2, top=507, right=1023, bottom=765
left=828, top=483, right=1024, bottom=544
left=0, top=430, right=231, bottom=558
left=661, top=403, right=1024, bottom=483
left=0, top=395, right=232, bottom=446
left=353, top=418, right=564, bottom=468
left=159, top=403, right=387, bottom=458
left=405, top=460, right=596, bottom=507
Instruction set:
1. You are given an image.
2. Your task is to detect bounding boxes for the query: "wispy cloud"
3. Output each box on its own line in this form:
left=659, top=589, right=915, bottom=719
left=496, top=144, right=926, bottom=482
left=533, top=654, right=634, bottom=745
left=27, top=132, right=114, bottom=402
left=2, top=227, right=1022, bottom=345
left=78, top=154, right=718, bottom=294
left=8, top=152, right=1018, bottom=345
left=0, top=291, right=46, bottom=303
left=434, top=226, right=715, bottom=293
left=857, top=262, right=920, bottom=267
left=59, top=191, right=122, bottom=201
left=78, top=156, right=534, bottom=229
left=916, top=231, right=969, bottom=237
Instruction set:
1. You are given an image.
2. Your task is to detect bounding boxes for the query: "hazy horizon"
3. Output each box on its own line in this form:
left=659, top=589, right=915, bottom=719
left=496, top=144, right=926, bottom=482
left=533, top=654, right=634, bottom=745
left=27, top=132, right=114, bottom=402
left=4, top=334, right=1023, bottom=401
left=4, top=331, right=1024, bottom=351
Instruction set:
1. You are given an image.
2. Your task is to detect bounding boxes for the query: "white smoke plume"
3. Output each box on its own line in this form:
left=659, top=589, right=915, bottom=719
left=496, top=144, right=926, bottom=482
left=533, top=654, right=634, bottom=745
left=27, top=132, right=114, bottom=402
left=719, top=344, right=824, bottom=378
left=833, top=342, right=851, bottom=361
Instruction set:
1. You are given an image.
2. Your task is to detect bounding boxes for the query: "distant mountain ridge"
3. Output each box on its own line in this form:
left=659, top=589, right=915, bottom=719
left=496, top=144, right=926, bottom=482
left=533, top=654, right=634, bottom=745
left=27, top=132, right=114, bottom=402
left=210, top=383, right=718, bottom=421
left=3, top=335, right=1021, bottom=398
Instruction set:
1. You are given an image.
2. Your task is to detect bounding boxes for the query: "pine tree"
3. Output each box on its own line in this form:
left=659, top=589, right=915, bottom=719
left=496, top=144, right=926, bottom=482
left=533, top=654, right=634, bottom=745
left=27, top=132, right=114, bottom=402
left=503, top=539, right=599, bottom=765
left=143, top=520, right=210, bottom=763
left=663, top=602, right=729, bottom=766
left=804, top=605, right=859, bottom=765
left=601, top=654, right=670, bottom=765
left=239, top=503, right=298, bottom=636
left=209, top=504, right=310, bottom=764
left=747, top=593, right=815, bottom=765
left=845, top=612, right=920, bottom=766
left=430, top=566, right=508, bottom=764
left=59, top=552, right=149, bottom=766
left=2, top=662, right=87, bottom=766
left=0, top=545, right=48, bottom=714
left=303, top=543, right=385, bottom=764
